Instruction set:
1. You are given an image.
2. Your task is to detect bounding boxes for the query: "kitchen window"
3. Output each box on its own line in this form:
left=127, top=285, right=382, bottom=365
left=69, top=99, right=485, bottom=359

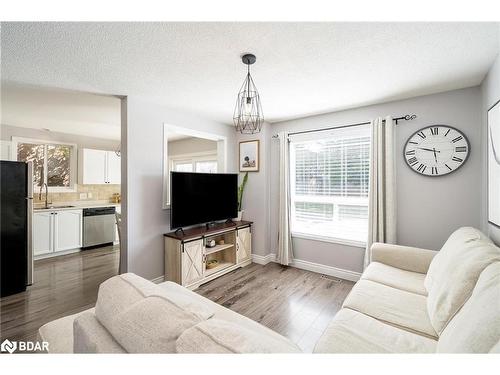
left=289, top=124, right=371, bottom=246
left=12, top=137, right=77, bottom=192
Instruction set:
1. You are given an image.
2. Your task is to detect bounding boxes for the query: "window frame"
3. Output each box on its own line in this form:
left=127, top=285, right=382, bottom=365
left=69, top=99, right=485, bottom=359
left=11, top=137, right=78, bottom=192
left=288, top=126, right=371, bottom=248
left=169, top=151, right=219, bottom=174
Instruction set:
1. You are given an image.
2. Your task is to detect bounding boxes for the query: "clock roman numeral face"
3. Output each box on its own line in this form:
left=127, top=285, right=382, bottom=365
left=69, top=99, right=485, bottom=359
left=404, top=125, right=469, bottom=177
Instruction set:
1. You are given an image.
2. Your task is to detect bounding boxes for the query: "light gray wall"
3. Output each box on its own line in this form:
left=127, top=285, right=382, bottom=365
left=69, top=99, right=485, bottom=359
left=269, top=87, right=483, bottom=273
left=481, top=51, right=500, bottom=245
left=124, top=97, right=237, bottom=280
left=0, top=124, right=120, bottom=151
left=235, top=123, right=272, bottom=256
left=167, top=137, right=217, bottom=157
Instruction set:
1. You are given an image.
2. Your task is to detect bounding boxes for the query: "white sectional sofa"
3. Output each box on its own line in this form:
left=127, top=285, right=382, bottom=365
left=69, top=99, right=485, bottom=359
left=39, top=227, right=500, bottom=353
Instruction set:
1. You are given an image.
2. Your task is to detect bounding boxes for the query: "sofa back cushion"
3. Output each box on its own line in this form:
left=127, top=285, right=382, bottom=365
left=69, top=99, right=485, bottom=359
left=176, top=319, right=302, bottom=353
left=437, top=262, right=500, bottom=353
left=95, top=274, right=214, bottom=353
left=104, top=296, right=202, bottom=353
left=424, top=227, right=500, bottom=334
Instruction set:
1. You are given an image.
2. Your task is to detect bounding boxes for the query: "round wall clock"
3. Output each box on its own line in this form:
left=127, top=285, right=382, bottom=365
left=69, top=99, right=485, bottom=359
left=404, top=125, right=470, bottom=177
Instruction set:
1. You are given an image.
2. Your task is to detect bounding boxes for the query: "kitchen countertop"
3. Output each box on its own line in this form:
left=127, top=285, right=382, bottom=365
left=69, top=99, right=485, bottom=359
left=33, top=201, right=121, bottom=212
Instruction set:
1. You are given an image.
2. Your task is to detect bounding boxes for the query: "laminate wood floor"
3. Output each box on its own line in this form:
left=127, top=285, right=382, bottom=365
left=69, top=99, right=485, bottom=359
left=0, top=245, right=119, bottom=343
left=196, top=262, right=354, bottom=352
left=1, top=250, right=354, bottom=353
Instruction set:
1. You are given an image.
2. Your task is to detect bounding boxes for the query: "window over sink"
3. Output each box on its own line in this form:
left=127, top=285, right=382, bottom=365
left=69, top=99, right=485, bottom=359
left=13, top=137, right=77, bottom=192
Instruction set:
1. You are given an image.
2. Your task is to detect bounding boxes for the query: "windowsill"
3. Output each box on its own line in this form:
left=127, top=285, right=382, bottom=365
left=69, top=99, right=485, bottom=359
left=291, top=231, right=366, bottom=248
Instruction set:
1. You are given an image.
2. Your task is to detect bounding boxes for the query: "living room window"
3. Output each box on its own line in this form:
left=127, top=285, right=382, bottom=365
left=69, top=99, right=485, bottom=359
left=289, top=124, right=371, bottom=246
left=12, top=137, right=77, bottom=192
left=171, top=154, right=218, bottom=173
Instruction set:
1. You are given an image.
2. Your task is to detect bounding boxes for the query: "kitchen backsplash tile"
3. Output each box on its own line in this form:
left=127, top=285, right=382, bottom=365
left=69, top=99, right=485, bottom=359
left=34, top=184, right=120, bottom=203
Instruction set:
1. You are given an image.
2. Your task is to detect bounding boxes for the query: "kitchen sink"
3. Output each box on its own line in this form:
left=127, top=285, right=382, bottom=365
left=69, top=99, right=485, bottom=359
left=34, top=205, right=76, bottom=210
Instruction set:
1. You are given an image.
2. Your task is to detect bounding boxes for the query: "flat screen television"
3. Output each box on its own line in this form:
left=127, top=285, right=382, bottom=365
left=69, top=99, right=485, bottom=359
left=170, top=172, right=238, bottom=229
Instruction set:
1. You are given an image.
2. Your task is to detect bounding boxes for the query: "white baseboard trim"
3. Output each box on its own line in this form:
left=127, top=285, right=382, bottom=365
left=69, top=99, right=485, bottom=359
left=154, top=256, right=360, bottom=284
left=251, top=253, right=276, bottom=265
left=150, top=275, right=165, bottom=284
left=289, top=257, right=361, bottom=282
left=253, top=253, right=361, bottom=282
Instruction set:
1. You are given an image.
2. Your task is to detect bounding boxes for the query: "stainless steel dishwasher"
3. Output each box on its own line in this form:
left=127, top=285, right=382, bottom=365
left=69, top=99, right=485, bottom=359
left=82, top=207, right=116, bottom=248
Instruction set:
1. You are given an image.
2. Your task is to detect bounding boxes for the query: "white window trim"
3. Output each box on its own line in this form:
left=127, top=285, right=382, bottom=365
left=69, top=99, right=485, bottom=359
left=291, top=231, right=366, bottom=248
left=169, top=151, right=218, bottom=174
left=11, top=136, right=78, bottom=192
left=288, top=125, right=370, bottom=247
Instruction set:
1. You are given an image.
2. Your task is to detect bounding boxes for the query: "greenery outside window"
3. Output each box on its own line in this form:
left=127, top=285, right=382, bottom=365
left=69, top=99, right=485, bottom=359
left=12, top=137, right=77, bottom=192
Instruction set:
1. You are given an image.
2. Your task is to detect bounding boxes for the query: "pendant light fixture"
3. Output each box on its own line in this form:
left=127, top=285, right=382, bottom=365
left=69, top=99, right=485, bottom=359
left=233, top=54, right=264, bottom=134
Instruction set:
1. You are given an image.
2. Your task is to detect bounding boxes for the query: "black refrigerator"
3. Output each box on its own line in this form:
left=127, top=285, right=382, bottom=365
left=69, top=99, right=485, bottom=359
left=0, top=160, right=33, bottom=297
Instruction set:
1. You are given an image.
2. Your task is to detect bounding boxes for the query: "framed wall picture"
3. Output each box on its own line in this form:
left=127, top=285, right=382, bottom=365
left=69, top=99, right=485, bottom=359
left=239, top=140, right=260, bottom=172
left=488, top=99, right=500, bottom=227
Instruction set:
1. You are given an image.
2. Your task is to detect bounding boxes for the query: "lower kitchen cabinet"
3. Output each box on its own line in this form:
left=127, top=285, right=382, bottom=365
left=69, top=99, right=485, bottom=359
left=33, top=209, right=83, bottom=258
left=33, top=212, right=53, bottom=256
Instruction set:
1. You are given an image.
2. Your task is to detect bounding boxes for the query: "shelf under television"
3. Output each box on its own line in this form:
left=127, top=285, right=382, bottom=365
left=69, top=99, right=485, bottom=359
left=204, top=243, right=234, bottom=255
left=204, top=261, right=234, bottom=277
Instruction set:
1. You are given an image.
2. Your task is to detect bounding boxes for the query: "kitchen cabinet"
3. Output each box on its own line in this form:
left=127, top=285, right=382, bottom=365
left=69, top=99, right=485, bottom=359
left=0, top=140, right=12, bottom=161
left=33, top=211, right=53, bottom=256
left=106, top=151, right=121, bottom=184
left=54, top=210, right=83, bottom=251
left=33, top=209, right=82, bottom=258
left=79, top=148, right=121, bottom=185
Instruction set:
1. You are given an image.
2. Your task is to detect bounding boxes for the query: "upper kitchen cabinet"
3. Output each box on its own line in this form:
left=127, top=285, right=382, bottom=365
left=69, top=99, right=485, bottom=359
left=106, top=151, right=121, bottom=184
left=79, top=148, right=121, bottom=185
left=0, top=141, right=12, bottom=161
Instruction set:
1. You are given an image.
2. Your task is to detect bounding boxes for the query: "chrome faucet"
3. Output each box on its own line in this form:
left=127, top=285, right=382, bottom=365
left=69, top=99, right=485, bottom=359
left=39, top=183, right=51, bottom=209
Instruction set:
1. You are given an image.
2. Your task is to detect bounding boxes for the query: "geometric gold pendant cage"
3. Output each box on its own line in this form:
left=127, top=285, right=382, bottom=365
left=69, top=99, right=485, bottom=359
left=233, top=54, right=264, bottom=134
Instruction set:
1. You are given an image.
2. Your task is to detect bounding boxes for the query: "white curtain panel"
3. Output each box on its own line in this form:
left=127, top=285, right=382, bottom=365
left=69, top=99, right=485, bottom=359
left=277, top=131, right=294, bottom=265
left=365, top=116, right=397, bottom=269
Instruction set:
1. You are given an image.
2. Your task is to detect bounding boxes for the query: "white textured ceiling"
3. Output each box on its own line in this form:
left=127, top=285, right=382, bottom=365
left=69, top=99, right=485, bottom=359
left=1, top=22, right=499, bottom=124
left=1, top=82, right=121, bottom=139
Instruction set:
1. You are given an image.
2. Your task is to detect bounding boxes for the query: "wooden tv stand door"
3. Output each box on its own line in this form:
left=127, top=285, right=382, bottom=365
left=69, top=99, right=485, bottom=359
left=164, top=221, right=252, bottom=290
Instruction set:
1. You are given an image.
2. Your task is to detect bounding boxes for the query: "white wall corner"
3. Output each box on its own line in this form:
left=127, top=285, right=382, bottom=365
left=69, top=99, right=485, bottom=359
left=251, top=253, right=276, bottom=265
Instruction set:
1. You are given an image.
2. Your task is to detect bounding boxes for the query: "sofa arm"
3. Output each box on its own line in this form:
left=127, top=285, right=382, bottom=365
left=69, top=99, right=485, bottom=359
left=370, top=242, right=438, bottom=274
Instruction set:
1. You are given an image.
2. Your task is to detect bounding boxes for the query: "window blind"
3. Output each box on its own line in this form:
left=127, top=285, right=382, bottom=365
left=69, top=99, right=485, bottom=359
left=289, top=124, right=371, bottom=244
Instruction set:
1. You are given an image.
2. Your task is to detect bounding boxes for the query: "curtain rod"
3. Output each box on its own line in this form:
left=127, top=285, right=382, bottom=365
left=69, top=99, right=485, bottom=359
left=271, top=114, right=417, bottom=138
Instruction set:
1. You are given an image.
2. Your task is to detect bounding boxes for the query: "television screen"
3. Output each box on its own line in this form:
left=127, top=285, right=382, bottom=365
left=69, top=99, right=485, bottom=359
left=170, top=172, right=238, bottom=229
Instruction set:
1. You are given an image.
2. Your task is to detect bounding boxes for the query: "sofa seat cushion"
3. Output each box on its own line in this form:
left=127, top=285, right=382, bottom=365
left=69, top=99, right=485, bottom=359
left=362, top=262, right=427, bottom=295
left=343, top=280, right=437, bottom=338
left=176, top=319, right=301, bottom=353
left=73, top=311, right=125, bottom=353
left=437, top=262, right=500, bottom=353
left=424, top=227, right=500, bottom=334
left=314, top=308, right=437, bottom=353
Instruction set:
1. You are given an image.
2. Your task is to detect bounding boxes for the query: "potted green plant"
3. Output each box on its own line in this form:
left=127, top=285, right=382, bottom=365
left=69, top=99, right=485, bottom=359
left=236, top=172, right=248, bottom=221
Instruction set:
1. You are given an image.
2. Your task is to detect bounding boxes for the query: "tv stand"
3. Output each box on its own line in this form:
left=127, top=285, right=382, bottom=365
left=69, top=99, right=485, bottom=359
left=164, top=221, right=253, bottom=290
